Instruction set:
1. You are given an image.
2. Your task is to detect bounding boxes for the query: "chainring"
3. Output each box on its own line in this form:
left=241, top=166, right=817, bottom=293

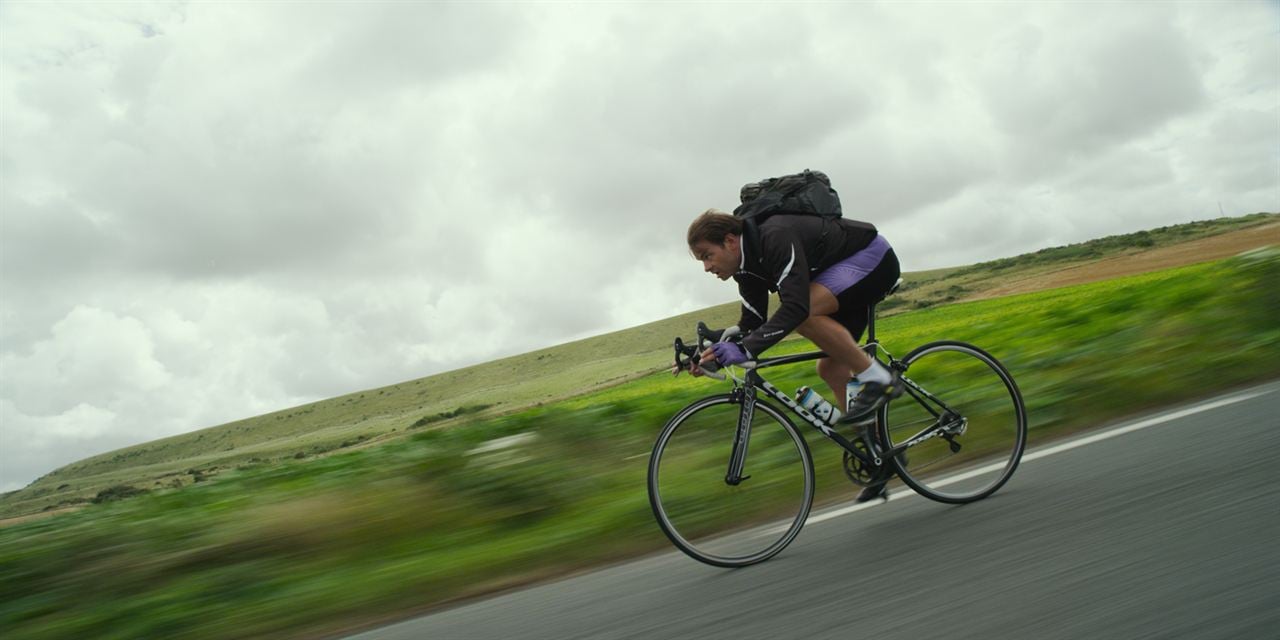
left=842, top=437, right=878, bottom=486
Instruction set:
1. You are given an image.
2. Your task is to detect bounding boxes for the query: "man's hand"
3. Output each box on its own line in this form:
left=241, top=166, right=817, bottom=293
left=696, top=346, right=718, bottom=371
left=701, top=342, right=750, bottom=367
left=674, top=323, right=744, bottom=378
left=671, top=358, right=707, bottom=377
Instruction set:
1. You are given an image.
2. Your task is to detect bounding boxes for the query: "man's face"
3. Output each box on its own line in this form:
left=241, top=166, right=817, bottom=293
left=690, top=235, right=741, bottom=281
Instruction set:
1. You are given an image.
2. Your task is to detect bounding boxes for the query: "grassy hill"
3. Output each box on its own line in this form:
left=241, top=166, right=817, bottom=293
left=2, top=212, right=1276, bottom=520
left=0, top=214, right=1277, bottom=639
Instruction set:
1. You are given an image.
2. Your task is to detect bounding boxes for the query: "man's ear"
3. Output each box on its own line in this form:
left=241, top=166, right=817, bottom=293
left=724, top=233, right=741, bottom=251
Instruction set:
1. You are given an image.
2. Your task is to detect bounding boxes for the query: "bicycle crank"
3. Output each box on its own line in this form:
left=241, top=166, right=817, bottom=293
left=842, top=439, right=878, bottom=486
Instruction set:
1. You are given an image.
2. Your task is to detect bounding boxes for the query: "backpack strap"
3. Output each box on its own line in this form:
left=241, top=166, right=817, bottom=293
left=740, top=216, right=764, bottom=269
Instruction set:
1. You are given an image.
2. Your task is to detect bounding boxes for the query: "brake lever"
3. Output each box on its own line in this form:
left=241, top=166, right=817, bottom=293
left=695, top=321, right=712, bottom=350
left=672, top=335, right=726, bottom=380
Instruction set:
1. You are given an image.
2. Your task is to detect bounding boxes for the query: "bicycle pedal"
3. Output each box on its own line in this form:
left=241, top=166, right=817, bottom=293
left=855, top=483, right=890, bottom=503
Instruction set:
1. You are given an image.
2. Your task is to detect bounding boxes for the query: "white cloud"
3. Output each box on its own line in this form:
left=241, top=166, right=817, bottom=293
left=1, top=1, right=1277, bottom=489
left=3, top=306, right=170, bottom=415
left=1, top=400, right=119, bottom=492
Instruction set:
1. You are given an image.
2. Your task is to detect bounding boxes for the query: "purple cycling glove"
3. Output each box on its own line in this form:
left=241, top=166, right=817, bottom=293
left=711, top=341, right=751, bottom=366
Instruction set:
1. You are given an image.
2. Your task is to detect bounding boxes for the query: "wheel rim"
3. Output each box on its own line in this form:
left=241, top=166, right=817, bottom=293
left=649, top=397, right=813, bottom=566
left=881, top=343, right=1026, bottom=502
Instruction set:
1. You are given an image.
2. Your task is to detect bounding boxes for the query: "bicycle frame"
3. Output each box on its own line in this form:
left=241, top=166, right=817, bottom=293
left=721, top=351, right=971, bottom=487
left=715, top=297, right=969, bottom=485
left=721, top=355, right=868, bottom=486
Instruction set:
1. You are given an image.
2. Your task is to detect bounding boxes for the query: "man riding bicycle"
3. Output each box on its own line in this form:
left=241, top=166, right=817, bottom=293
left=684, top=204, right=902, bottom=501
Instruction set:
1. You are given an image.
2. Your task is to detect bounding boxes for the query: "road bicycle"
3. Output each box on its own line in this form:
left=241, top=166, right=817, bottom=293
left=647, top=281, right=1027, bottom=567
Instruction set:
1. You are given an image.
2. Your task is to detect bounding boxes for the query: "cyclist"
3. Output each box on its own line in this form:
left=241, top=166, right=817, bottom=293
left=684, top=208, right=902, bottom=500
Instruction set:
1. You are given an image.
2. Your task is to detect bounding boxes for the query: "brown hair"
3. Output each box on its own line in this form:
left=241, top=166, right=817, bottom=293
left=686, top=209, right=742, bottom=247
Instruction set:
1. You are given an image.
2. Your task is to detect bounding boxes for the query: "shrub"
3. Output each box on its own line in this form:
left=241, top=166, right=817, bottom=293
left=91, top=485, right=149, bottom=504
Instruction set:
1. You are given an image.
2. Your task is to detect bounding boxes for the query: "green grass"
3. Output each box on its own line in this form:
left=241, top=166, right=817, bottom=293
left=2, top=245, right=1278, bottom=639
left=890, top=211, right=1277, bottom=311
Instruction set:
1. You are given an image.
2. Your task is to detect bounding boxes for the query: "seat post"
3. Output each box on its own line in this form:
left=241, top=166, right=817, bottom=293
left=865, top=304, right=877, bottom=360
left=864, top=277, right=901, bottom=362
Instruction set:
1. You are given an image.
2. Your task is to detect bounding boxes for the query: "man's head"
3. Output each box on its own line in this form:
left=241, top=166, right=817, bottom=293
left=687, top=209, right=743, bottom=281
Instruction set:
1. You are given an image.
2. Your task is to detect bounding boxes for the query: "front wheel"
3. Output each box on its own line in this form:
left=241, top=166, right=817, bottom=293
left=648, top=394, right=814, bottom=567
left=878, top=340, right=1027, bottom=503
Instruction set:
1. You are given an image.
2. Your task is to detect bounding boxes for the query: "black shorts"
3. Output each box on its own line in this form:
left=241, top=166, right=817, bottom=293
left=827, top=247, right=901, bottom=342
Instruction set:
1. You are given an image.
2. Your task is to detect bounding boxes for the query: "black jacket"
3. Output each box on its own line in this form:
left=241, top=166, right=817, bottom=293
left=734, top=215, right=878, bottom=357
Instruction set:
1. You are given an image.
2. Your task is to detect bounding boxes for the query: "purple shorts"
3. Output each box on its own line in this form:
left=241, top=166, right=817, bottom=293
left=813, top=234, right=892, bottom=296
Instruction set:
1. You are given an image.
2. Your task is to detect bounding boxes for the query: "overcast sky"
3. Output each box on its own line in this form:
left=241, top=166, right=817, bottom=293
left=1, top=2, right=1277, bottom=491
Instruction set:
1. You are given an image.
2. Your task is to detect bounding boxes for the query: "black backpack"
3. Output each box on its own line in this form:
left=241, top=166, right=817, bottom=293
left=732, top=169, right=842, bottom=223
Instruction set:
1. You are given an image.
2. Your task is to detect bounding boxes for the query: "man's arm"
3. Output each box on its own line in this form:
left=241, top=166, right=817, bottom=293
left=736, top=277, right=769, bottom=334
left=741, top=230, right=810, bottom=358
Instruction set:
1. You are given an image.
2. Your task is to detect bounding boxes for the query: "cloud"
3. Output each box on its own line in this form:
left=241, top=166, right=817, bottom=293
left=3, top=306, right=169, bottom=415
left=1, top=401, right=120, bottom=492
left=2, top=2, right=507, bottom=284
left=1, top=1, right=1277, bottom=489
left=978, top=5, right=1208, bottom=167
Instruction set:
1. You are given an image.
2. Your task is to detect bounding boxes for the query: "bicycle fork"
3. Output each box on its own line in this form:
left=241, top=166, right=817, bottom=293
left=725, top=386, right=756, bottom=486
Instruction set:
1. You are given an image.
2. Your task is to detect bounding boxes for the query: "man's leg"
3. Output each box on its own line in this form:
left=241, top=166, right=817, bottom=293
left=798, top=284, right=894, bottom=503
left=795, top=283, right=872, bottom=404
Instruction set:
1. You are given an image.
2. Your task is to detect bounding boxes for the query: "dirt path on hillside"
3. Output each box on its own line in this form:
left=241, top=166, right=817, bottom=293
left=0, top=505, right=85, bottom=527
left=974, top=222, right=1280, bottom=300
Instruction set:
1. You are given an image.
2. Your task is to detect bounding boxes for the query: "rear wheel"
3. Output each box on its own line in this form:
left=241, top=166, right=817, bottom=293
left=878, top=341, right=1026, bottom=503
left=648, top=395, right=814, bottom=567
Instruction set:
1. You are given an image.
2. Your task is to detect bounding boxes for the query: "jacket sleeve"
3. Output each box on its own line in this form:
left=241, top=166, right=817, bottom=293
left=741, top=229, right=810, bottom=358
left=735, top=276, right=769, bottom=334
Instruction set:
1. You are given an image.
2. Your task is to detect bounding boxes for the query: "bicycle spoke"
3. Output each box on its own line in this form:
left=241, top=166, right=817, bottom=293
left=880, top=341, right=1026, bottom=503
left=882, top=414, right=939, bottom=443
left=649, top=395, right=814, bottom=567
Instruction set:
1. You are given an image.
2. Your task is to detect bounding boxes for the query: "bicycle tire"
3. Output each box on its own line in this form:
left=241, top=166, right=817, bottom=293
left=648, top=394, right=814, bottom=567
left=877, top=340, right=1026, bottom=504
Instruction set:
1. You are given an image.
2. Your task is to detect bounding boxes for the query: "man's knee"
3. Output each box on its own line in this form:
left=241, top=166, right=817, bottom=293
left=798, top=312, right=831, bottom=334
left=796, top=314, right=820, bottom=337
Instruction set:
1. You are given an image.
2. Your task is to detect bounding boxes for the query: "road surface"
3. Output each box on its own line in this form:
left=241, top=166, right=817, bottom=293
left=351, top=382, right=1280, bottom=639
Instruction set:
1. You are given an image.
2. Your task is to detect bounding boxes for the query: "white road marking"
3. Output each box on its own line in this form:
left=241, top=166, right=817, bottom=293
left=786, top=386, right=1274, bottom=531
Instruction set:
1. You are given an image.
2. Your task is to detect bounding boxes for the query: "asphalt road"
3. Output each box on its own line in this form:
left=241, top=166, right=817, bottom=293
left=350, top=382, right=1280, bottom=640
